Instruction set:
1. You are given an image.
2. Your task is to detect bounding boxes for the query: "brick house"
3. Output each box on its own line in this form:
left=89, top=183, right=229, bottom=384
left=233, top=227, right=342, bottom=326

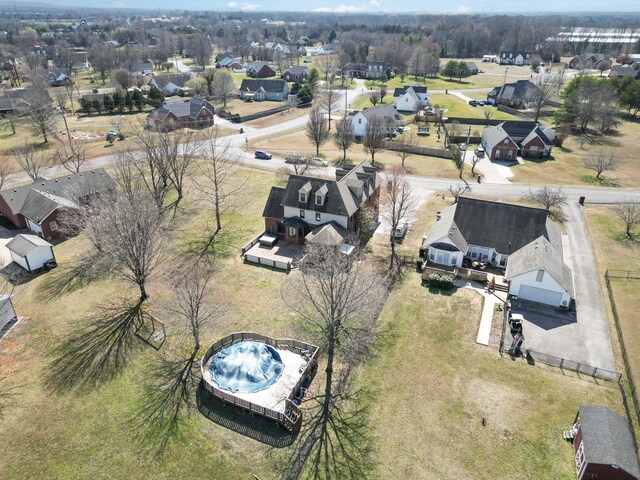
left=246, top=61, right=277, bottom=78
left=282, top=66, right=310, bottom=83
left=0, top=169, right=116, bottom=240
left=481, top=120, right=555, bottom=161
left=262, top=160, right=381, bottom=246
left=146, top=97, right=215, bottom=131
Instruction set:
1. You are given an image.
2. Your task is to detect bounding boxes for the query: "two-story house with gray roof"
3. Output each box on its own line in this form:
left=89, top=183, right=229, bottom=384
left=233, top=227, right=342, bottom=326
left=262, top=160, right=381, bottom=246
left=420, top=197, right=573, bottom=307
left=348, top=104, right=403, bottom=138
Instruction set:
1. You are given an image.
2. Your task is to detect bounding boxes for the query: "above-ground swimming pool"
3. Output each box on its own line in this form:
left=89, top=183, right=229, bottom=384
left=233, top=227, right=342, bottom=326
left=208, top=340, right=284, bottom=393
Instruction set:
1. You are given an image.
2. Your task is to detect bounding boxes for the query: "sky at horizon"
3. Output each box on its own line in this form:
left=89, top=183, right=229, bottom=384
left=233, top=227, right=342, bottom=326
left=12, top=0, right=640, bottom=14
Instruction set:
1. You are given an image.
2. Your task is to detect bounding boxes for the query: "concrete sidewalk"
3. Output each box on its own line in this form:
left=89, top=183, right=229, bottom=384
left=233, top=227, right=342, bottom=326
left=454, top=279, right=507, bottom=346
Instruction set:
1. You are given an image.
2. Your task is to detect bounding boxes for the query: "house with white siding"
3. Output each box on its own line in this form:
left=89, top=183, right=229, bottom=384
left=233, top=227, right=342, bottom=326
left=393, top=85, right=429, bottom=113
left=262, top=160, right=381, bottom=246
left=420, top=197, right=574, bottom=307
left=348, top=104, right=403, bottom=138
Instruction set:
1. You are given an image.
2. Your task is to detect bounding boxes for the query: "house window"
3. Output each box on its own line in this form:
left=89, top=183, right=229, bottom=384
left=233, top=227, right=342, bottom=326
left=300, top=209, right=305, bottom=219
left=536, top=269, right=545, bottom=282
left=49, top=221, right=58, bottom=231
left=316, top=212, right=321, bottom=221
left=299, top=192, right=306, bottom=203
left=316, top=194, right=323, bottom=205
left=288, top=227, right=297, bottom=237
left=503, top=139, right=509, bottom=145
left=358, top=118, right=362, bottom=124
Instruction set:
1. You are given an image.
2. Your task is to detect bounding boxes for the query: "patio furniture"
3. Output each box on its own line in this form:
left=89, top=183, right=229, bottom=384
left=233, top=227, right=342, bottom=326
left=259, top=235, right=277, bottom=247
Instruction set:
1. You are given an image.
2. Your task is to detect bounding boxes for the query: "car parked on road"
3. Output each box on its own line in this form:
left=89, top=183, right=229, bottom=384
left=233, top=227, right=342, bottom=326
left=255, top=150, right=273, bottom=160
left=468, top=100, right=478, bottom=106
left=311, top=157, right=329, bottom=167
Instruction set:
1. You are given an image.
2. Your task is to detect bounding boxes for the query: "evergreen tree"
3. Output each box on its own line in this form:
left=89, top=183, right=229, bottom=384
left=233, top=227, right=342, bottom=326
left=442, top=60, right=458, bottom=80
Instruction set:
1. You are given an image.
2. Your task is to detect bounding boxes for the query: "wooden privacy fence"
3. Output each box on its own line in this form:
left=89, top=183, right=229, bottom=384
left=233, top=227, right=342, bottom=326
left=605, top=270, right=640, bottom=423
left=200, top=332, right=319, bottom=432
left=383, top=141, right=454, bottom=159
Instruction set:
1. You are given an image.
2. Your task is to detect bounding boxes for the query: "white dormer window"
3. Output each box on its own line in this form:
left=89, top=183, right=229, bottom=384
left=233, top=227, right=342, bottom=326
left=536, top=269, right=545, bottom=282
left=299, top=192, right=306, bottom=202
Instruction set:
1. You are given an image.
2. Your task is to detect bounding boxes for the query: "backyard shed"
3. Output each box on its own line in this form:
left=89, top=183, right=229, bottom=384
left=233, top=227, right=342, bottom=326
left=0, top=294, right=16, bottom=335
left=6, top=234, right=55, bottom=273
left=573, top=405, right=640, bottom=480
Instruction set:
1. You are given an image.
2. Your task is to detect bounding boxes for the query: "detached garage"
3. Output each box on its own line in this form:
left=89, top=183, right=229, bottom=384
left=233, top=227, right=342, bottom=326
left=506, top=236, right=574, bottom=308
left=6, top=234, right=55, bottom=273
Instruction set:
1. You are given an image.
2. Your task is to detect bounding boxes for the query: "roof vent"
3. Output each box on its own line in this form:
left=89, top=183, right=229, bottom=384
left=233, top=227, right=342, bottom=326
left=41, top=182, right=45, bottom=185
left=55, top=179, right=58, bottom=182
left=13, top=189, right=16, bottom=192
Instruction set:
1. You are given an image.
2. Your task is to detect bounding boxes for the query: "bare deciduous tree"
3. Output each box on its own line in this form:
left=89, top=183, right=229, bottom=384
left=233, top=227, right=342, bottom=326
left=305, top=107, right=330, bottom=155
left=334, top=116, right=354, bottom=162
left=13, top=143, right=48, bottom=180
left=316, top=82, right=341, bottom=130
left=211, top=72, right=236, bottom=108
left=110, top=68, right=132, bottom=91
left=282, top=245, right=387, bottom=480
left=369, top=90, right=381, bottom=106
left=54, top=136, right=87, bottom=173
left=19, top=87, right=56, bottom=143
left=532, top=75, right=560, bottom=122
left=614, top=201, right=640, bottom=238
left=583, top=150, right=621, bottom=180
left=363, top=116, right=386, bottom=165
left=194, top=127, right=247, bottom=254
left=448, top=184, right=467, bottom=203
left=392, top=130, right=417, bottom=168
left=483, top=108, right=493, bottom=125
left=0, top=156, right=14, bottom=189
left=523, top=186, right=567, bottom=220
left=383, top=167, right=415, bottom=273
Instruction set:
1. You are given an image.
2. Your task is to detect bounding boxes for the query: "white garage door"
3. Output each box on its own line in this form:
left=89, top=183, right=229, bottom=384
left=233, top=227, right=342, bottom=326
left=518, top=284, right=563, bottom=306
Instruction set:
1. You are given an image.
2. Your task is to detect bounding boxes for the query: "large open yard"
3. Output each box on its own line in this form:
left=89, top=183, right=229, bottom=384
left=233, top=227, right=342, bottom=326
left=0, top=170, right=629, bottom=479
left=510, top=119, right=640, bottom=188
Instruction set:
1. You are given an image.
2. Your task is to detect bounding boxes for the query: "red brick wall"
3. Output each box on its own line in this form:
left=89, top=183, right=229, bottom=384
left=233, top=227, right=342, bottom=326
left=522, top=135, right=546, bottom=158
left=40, top=209, right=63, bottom=239
left=583, top=463, right=637, bottom=480
left=265, top=218, right=280, bottom=235
left=490, top=139, right=518, bottom=161
left=0, top=196, right=26, bottom=229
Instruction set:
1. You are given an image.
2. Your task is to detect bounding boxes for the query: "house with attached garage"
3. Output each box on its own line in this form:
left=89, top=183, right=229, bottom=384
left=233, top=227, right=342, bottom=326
left=487, top=79, right=539, bottom=109
left=348, top=104, right=404, bottom=138
left=498, top=51, right=531, bottom=66
left=420, top=197, right=574, bottom=307
left=148, top=73, right=193, bottom=95
left=568, top=53, right=611, bottom=70
left=0, top=169, right=116, bottom=240
left=147, top=97, right=215, bottom=130
left=481, top=120, right=555, bottom=161
left=393, top=84, right=429, bottom=113
left=262, top=160, right=381, bottom=246
left=342, top=62, right=391, bottom=80
left=240, top=79, right=289, bottom=101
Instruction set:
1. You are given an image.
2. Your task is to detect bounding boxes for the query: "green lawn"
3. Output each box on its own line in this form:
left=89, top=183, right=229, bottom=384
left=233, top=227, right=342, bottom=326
left=366, top=73, right=501, bottom=91
left=0, top=168, right=629, bottom=479
left=429, top=93, right=518, bottom=120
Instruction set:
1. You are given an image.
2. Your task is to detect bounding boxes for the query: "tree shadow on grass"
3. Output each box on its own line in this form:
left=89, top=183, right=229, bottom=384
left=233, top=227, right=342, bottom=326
left=44, top=299, right=145, bottom=394
left=35, top=254, right=111, bottom=302
left=581, top=175, right=621, bottom=187
left=196, top=383, right=298, bottom=448
left=131, top=347, right=200, bottom=453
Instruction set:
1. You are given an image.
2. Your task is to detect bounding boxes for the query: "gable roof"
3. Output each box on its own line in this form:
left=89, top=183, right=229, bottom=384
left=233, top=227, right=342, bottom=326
left=429, top=197, right=558, bottom=255
left=279, top=160, right=380, bottom=218
left=246, top=61, right=273, bottom=71
left=578, top=405, right=640, bottom=478
left=359, top=103, right=402, bottom=122
left=6, top=233, right=52, bottom=257
left=522, top=126, right=554, bottom=147
left=240, top=78, right=287, bottom=93
left=465, top=61, right=478, bottom=70
left=393, top=85, right=428, bottom=97
left=0, top=169, right=115, bottom=217
left=285, top=65, right=310, bottom=75
left=262, top=186, right=285, bottom=219
left=305, top=221, right=350, bottom=246
left=152, top=97, right=213, bottom=120
left=482, top=124, right=513, bottom=147
left=496, top=80, right=539, bottom=101
left=421, top=203, right=468, bottom=253
left=505, top=235, right=574, bottom=296
left=152, top=73, right=192, bottom=89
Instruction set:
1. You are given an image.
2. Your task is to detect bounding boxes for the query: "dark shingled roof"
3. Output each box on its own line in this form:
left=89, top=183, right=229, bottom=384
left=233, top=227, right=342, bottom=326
left=286, top=66, right=310, bottom=75
left=451, top=197, right=556, bottom=254
left=579, top=405, right=640, bottom=479
left=262, top=186, right=285, bottom=219
left=0, top=169, right=115, bottom=220
left=153, top=73, right=192, bottom=89
left=240, top=79, right=287, bottom=93
left=153, top=97, right=213, bottom=120
left=393, top=85, right=428, bottom=97
left=281, top=176, right=350, bottom=216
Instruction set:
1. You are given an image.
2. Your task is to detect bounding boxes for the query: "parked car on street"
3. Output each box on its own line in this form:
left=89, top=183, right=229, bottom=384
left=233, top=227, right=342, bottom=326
left=255, top=150, right=273, bottom=160
left=311, top=157, right=329, bottom=167
left=468, top=100, right=478, bottom=106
